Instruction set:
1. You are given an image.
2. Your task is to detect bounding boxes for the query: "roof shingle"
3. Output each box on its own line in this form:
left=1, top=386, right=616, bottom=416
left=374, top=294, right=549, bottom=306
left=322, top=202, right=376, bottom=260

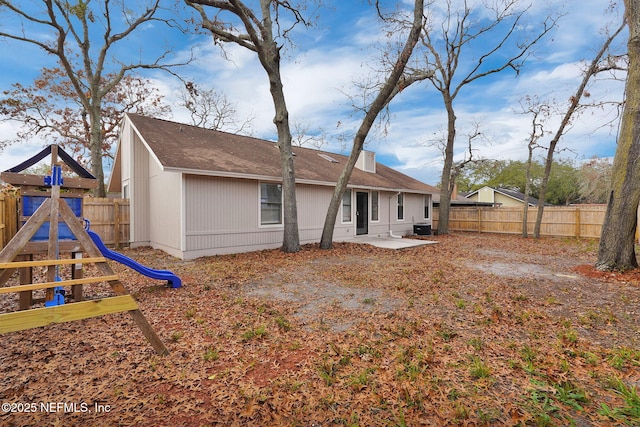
left=124, top=113, right=436, bottom=193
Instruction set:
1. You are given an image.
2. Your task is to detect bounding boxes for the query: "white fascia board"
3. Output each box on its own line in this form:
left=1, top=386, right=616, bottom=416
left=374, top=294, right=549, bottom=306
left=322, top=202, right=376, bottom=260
left=125, top=116, right=166, bottom=172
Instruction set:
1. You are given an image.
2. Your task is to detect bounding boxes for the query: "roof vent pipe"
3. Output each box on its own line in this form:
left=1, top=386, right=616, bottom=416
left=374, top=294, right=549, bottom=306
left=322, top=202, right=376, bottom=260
left=388, top=192, right=402, bottom=239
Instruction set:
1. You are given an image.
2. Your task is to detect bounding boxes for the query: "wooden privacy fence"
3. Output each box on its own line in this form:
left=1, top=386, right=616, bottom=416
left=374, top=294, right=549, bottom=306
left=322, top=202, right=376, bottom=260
left=83, top=197, right=130, bottom=248
left=0, top=195, right=129, bottom=250
left=433, top=205, right=607, bottom=238
left=0, top=194, right=18, bottom=249
left=0, top=198, right=615, bottom=248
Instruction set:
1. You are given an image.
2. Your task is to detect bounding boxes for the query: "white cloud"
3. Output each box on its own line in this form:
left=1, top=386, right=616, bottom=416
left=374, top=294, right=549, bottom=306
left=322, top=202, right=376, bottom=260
left=0, top=0, right=627, bottom=189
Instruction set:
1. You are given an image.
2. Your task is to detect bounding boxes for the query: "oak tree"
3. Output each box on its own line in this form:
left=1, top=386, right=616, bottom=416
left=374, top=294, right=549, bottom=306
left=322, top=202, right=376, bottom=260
left=319, top=0, right=426, bottom=249
left=410, top=0, right=557, bottom=234
left=179, top=81, right=254, bottom=133
left=185, top=0, right=318, bottom=253
left=596, top=0, right=640, bottom=271
left=0, top=0, right=188, bottom=196
left=1, top=67, right=170, bottom=169
left=533, top=18, right=627, bottom=237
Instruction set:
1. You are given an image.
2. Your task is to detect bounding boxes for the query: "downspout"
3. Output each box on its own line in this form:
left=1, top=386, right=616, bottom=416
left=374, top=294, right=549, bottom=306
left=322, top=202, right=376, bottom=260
left=388, top=192, right=402, bottom=239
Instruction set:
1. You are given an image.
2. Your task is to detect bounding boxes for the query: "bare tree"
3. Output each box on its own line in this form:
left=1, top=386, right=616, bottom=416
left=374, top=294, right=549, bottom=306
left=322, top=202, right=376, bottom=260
left=291, top=120, right=327, bottom=150
left=185, top=0, right=318, bottom=253
left=517, top=97, right=551, bottom=237
left=596, top=1, right=640, bottom=271
left=0, top=0, right=189, bottom=196
left=533, top=19, right=627, bottom=238
left=449, top=122, right=486, bottom=188
left=179, top=81, right=254, bottom=133
left=410, top=0, right=558, bottom=234
left=319, top=0, right=425, bottom=249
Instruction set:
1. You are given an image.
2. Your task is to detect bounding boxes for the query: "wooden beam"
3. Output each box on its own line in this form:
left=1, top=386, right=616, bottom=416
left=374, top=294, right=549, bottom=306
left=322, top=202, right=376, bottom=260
left=71, top=252, right=84, bottom=302
left=128, top=309, right=169, bottom=356
left=0, top=257, right=106, bottom=269
left=0, top=295, right=139, bottom=333
left=0, top=267, right=16, bottom=287
left=22, top=241, right=83, bottom=254
left=46, top=182, right=60, bottom=301
left=0, top=275, right=120, bottom=294
left=58, top=200, right=169, bottom=356
left=0, top=172, right=98, bottom=189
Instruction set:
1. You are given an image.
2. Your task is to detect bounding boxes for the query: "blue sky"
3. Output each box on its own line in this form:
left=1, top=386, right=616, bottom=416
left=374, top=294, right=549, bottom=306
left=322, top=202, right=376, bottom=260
left=0, top=0, right=628, bottom=186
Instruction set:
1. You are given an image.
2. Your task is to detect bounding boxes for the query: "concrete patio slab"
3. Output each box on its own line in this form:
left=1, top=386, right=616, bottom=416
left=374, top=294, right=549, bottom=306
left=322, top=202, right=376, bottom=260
left=353, top=236, right=438, bottom=250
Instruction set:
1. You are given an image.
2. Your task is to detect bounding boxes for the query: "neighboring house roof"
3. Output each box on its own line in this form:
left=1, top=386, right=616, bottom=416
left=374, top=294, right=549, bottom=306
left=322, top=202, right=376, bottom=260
left=465, top=186, right=550, bottom=206
left=110, top=114, right=437, bottom=194
left=431, top=192, right=473, bottom=204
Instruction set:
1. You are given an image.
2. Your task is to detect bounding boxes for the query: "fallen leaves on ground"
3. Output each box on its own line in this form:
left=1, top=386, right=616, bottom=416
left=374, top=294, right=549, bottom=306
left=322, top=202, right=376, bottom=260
left=1, top=233, right=639, bottom=426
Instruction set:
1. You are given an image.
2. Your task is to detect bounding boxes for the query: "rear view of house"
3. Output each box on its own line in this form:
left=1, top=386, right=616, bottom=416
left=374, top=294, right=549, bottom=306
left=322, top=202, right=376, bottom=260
left=108, top=114, right=436, bottom=259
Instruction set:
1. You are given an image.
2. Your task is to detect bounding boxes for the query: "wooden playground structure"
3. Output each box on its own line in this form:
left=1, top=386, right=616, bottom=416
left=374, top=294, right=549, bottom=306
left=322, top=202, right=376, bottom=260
left=0, top=145, right=168, bottom=355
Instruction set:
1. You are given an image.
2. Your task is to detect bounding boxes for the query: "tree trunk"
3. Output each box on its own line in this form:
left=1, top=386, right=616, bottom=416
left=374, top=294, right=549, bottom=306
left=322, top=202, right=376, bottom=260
left=264, top=47, right=300, bottom=253
left=533, top=153, right=553, bottom=238
left=534, top=20, right=626, bottom=238
left=437, top=98, right=456, bottom=235
left=597, top=1, right=640, bottom=270
left=319, top=0, right=425, bottom=249
left=319, top=148, right=361, bottom=249
left=89, top=104, right=106, bottom=197
left=522, top=142, right=534, bottom=238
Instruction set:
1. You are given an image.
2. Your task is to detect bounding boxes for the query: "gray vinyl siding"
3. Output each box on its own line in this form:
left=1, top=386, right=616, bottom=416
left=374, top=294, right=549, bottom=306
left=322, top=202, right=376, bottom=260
left=184, top=175, right=265, bottom=257
left=394, top=193, right=430, bottom=235
left=297, top=184, right=332, bottom=243
left=180, top=178, right=436, bottom=259
left=182, top=178, right=340, bottom=258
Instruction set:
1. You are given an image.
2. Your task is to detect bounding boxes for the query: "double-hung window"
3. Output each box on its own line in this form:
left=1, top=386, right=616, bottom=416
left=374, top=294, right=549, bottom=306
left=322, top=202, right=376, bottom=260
left=423, top=195, right=430, bottom=220
left=371, top=191, right=379, bottom=221
left=342, top=189, right=352, bottom=223
left=260, top=183, right=282, bottom=225
left=397, top=193, right=404, bottom=220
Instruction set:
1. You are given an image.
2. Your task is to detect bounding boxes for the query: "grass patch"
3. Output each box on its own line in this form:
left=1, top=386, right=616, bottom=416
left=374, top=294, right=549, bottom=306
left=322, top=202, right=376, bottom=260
left=241, top=325, right=267, bottom=342
left=608, top=347, right=640, bottom=371
left=275, top=315, right=291, bottom=331
left=599, top=377, right=640, bottom=425
left=469, top=356, right=491, bottom=379
left=203, top=348, right=219, bottom=361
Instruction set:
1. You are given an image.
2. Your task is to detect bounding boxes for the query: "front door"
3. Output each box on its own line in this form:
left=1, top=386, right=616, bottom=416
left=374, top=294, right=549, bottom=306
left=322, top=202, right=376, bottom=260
left=356, top=192, right=368, bottom=235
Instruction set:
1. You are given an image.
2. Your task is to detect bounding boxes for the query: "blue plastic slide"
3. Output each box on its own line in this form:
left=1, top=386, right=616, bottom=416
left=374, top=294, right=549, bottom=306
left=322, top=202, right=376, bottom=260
left=87, top=229, right=182, bottom=288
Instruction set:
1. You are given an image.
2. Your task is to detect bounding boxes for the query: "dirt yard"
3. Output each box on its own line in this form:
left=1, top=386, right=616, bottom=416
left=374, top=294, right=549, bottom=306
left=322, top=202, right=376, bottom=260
left=1, top=233, right=639, bottom=426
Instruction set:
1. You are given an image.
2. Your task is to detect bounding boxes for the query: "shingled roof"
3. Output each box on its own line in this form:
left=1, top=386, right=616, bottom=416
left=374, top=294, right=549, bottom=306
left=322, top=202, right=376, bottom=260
left=111, top=114, right=436, bottom=194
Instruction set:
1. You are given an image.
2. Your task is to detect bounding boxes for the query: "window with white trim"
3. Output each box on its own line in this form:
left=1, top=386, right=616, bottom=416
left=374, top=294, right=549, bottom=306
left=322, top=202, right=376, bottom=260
left=397, top=193, right=404, bottom=220
left=371, top=191, right=379, bottom=221
left=342, top=189, right=352, bottom=223
left=260, top=183, right=282, bottom=225
left=423, top=195, right=431, bottom=220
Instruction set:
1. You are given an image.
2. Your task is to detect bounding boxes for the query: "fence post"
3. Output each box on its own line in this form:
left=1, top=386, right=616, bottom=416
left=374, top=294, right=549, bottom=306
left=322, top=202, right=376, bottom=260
left=3, top=194, right=18, bottom=248
left=0, top=194, right=4, bottom=249
left=575, top=207, right=581, bottom=239
left=114, top=199, right=121, bottom=250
